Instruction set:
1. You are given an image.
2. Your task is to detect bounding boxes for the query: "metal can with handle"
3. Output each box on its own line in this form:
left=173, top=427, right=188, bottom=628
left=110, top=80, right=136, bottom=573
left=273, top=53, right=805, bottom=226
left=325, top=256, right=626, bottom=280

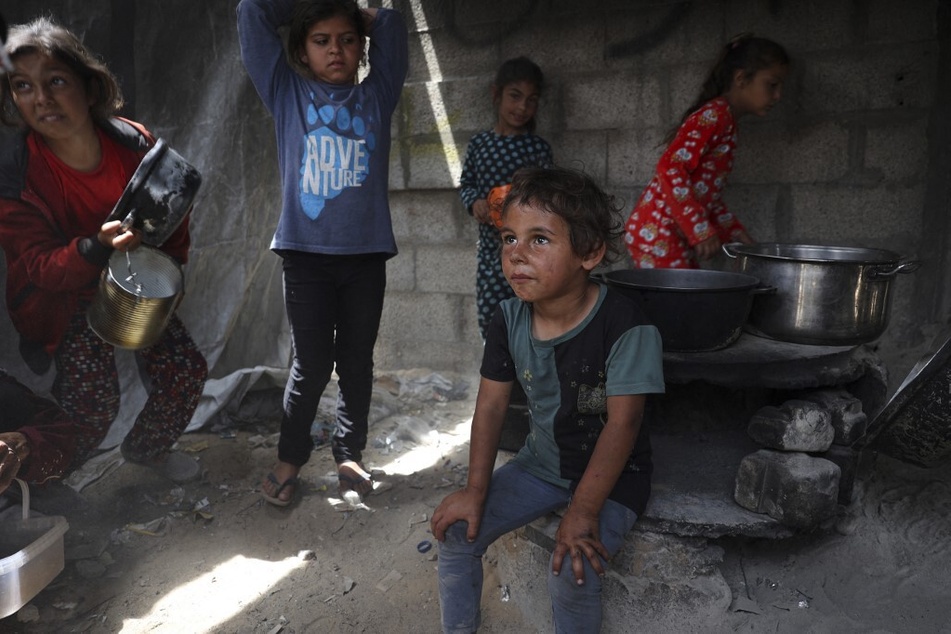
left=86, top=246, right=184, bottom=350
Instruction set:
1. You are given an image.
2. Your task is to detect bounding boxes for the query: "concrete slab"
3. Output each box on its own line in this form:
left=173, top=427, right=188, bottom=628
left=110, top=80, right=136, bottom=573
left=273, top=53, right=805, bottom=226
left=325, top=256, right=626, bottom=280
left=663, top=333, right=878, bottom=391
left=639, top=431, right=794, bottom=539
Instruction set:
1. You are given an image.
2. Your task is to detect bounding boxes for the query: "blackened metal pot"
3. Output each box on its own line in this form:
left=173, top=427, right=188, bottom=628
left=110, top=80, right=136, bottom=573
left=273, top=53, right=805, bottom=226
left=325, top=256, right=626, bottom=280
left=723, top=243, right=919, bottom=346
left=599, top=269, right=770, bottom=352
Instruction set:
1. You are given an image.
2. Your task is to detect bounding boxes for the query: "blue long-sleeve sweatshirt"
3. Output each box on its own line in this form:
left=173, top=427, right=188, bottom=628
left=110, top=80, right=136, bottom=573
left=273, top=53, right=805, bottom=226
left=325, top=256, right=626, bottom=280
left=237, top=0, right=408, bottom=256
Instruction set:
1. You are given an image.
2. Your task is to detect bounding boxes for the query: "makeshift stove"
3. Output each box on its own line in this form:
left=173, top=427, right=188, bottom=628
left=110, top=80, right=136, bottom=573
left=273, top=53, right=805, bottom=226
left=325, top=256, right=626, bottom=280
left=640, top=332, right=889, bottom=539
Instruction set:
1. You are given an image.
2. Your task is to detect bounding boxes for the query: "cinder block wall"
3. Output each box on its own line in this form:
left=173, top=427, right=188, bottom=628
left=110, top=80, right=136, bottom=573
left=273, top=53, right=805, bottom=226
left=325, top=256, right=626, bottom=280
left=1, top=0, right=945, bottom=383
left=378, top=0, right=948, bottom=373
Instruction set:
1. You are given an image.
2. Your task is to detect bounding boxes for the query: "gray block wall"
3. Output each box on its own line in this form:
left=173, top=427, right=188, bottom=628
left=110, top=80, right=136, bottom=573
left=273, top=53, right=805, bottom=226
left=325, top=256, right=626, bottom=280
left=383, top=0, right=948, bottom=373
left=0, top=0, right=946, bottom=384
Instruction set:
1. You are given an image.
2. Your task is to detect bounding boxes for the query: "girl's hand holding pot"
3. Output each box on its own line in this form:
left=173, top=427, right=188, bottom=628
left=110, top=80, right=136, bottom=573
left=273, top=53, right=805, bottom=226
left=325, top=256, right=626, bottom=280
left=99, top=219, right=143, bottom=252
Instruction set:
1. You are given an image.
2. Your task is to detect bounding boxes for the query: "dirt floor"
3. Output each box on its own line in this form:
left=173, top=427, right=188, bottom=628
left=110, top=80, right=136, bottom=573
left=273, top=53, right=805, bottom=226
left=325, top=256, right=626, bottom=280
left=2, top=357, right=950, bottom=633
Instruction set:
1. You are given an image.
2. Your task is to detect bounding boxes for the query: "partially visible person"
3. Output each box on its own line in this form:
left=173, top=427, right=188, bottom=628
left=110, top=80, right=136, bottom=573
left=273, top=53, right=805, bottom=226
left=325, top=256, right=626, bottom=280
left=0, top=369, right=86, bottom=496
left=0, top=18, right=207, bottom=484
left=431, top=166, right=665, bottom=633
left=238, top=0, right=408, bottom=505
left=459, top=56, right=553, bottom=340
left=624, top=35, right=789, bottom=268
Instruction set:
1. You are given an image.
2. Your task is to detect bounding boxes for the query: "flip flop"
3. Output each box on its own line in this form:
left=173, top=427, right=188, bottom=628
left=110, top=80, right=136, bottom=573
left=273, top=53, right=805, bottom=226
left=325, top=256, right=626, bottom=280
left=338, top=465, right=374, bottom=497
left=261, top=472, right=300, bottom=507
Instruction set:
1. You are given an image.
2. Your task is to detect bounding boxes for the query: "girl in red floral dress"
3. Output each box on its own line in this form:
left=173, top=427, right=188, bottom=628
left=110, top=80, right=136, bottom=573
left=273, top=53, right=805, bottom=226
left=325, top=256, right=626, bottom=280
left=625, top=35, right=789, bottom=268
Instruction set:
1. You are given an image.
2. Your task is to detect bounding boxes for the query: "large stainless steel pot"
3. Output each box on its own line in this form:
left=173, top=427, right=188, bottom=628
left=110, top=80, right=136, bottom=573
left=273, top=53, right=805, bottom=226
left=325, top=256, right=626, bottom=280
left=599, top=269, right=770, bottom=352
left=723, top=243, right=919, bottom=346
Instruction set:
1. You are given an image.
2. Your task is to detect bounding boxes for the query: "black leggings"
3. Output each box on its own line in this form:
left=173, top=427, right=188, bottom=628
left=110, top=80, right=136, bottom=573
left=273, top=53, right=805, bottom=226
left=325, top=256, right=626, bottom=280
left=277, top=251, right=387, bottom=466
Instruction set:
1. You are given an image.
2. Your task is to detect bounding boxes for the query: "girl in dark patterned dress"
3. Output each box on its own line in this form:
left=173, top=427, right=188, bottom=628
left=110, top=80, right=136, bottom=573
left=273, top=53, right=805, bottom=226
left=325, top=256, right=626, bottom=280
left=459, top=57, right=553, bottom=339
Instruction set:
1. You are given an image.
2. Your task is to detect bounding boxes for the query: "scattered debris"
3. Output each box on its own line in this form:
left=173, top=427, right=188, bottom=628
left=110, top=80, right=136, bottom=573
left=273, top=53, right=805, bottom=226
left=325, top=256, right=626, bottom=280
left=125, top=516, right=170, bottom=537
left=376, top=569, right=402, bottom=592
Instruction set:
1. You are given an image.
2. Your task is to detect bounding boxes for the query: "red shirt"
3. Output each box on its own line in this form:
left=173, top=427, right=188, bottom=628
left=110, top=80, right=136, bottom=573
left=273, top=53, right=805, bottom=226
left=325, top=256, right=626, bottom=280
left=35, top=127, right=130, bottom=240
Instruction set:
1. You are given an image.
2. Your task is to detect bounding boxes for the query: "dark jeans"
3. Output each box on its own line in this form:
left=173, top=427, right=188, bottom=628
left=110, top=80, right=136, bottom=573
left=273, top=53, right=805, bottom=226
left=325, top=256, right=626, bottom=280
left=277, top=251, right=387, bottom=467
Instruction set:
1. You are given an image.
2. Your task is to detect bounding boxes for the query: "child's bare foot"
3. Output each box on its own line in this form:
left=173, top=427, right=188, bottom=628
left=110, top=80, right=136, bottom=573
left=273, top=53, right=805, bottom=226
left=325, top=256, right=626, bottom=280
left=338, top=460, right=374, bottom=497
left=261, top=460, right=300, bottom=507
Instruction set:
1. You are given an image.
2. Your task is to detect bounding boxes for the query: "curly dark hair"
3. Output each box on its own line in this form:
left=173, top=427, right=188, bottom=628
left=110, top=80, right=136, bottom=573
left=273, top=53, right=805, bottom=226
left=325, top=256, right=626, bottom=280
left=1, top=16, right=123, bottom=127
left=502, top=166, right=625, bottom=265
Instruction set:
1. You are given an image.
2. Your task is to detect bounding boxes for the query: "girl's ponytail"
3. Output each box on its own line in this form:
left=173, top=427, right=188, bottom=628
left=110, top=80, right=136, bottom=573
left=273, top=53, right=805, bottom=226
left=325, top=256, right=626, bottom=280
left=664, top=34, right=789, bottom=143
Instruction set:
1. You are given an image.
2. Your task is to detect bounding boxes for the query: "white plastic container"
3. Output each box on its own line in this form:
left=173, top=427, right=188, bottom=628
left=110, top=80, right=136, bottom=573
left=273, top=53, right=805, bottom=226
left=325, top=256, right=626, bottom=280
left=0, top=479, right=69, bottom=619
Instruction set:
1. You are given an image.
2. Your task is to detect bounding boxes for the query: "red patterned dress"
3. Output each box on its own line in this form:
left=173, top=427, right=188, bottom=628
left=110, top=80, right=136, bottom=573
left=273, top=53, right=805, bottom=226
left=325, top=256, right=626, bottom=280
left=624, top=97, right=747, bottom=268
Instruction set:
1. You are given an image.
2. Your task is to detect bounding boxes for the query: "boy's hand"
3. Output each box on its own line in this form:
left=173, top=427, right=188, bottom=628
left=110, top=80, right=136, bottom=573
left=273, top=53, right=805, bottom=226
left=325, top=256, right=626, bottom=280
left=552, top=507, right=610, bottom=585
left=431, top=487, right=485, bottom=542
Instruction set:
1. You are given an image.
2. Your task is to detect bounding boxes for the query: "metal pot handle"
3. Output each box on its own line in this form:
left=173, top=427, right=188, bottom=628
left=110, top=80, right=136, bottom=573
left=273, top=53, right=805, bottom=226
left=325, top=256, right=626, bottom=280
left=751, top=285, right=777, bottom=295
left=871, top=259, right=921, bottom=278
left=722, top=242, right=742, bottom=259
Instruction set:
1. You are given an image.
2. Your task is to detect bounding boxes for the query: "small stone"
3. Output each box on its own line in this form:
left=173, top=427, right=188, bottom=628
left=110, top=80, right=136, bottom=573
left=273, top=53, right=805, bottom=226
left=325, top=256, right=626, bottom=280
left=748, top=400, right=834, bottom=452
left=734, top=449, right=840, bottom=528
left=343, top=577, right=355, bottom=594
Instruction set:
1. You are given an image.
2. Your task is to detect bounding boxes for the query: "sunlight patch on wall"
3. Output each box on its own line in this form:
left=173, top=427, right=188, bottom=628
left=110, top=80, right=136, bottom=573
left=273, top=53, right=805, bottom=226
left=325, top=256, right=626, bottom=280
left=408, top=1, right=462, bottom=182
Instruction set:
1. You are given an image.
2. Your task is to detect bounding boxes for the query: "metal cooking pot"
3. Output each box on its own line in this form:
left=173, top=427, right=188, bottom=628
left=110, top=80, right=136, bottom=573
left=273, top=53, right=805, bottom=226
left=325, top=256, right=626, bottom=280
left=599, top=269, right=771, bottom=352
left=104, top=138, right=202, bottom=247
left=723, top=243, right=919, bottom=346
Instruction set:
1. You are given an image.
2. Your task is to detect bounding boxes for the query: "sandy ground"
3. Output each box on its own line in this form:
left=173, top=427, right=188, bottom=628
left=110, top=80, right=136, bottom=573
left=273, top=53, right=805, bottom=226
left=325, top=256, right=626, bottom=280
left=2, top=358, right=950, bottom=634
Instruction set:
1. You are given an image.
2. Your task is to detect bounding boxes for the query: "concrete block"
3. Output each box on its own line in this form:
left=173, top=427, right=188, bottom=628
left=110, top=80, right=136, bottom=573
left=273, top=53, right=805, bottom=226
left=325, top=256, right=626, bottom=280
left=865, top=119, right=930, bottom=183
left=734, top=449, right=841, bottom=528
left=748, top=400, right=835, bottom=452
left=406, top=30, right=499, bottom=84
left=390, top=190, right=466, bottom=244
left=379, top=292, right=461, bottom=342
left=404, top=138, right=467, bottom=189
left=556, top=130, right=610, bottom=186
left=402, top=80, right=490, bottom=137
left=796, top=388, right=868, bottom=446
left=388, top=141, right=407, bottom=191
left=564, top=74, right=663, bottom=130
left=499, top=15, right=606, bottom=77
left=799, top=45, right=937, bottom=114
left=808, top=444, right=858, bottom=505
left=731, top=120, right=850, bottom=184
left=606, top=128, right=666, bottom=190
left=386, top=248, right=416, bottom=293
left=725, top=0, right=858, bottom=52
left=720, top=184, right=783, bottom=242
left=788, top=183, right=924, bottom=245
left=867, top=0, right=938, bottom=45
left=603, top=2, right=724, bottom=69
left=375, top=338, right=482, bottom=375
left=666, top=63, right=713, bottom=125
left=416, top=244, right=477, bottom=294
